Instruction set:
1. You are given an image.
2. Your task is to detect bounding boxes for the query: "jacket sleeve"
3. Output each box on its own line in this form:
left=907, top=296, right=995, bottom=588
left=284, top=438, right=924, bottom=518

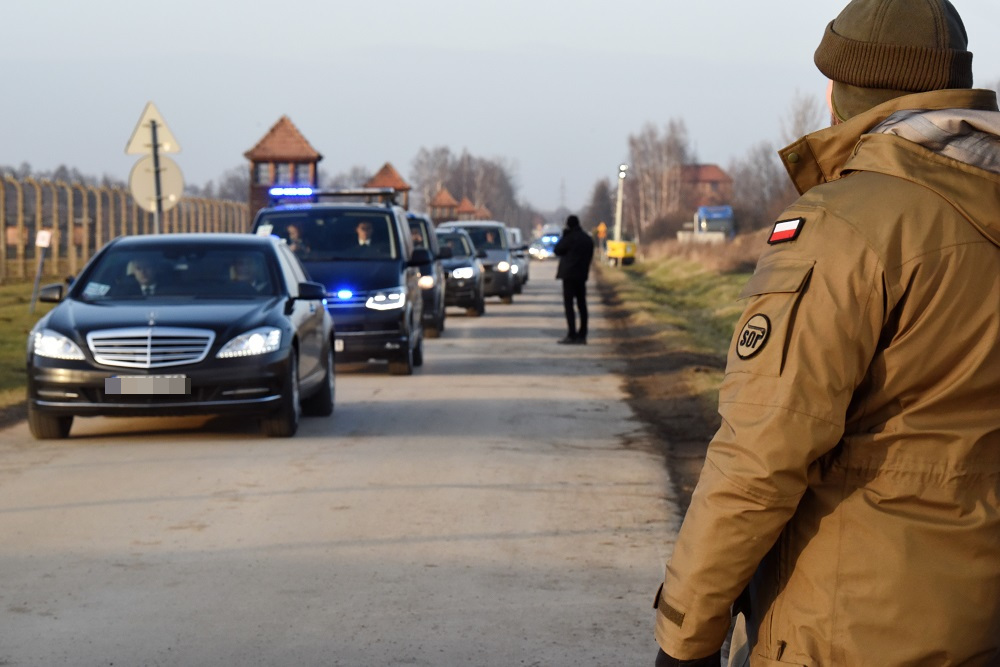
left=654, top=205, right=885, bottom=657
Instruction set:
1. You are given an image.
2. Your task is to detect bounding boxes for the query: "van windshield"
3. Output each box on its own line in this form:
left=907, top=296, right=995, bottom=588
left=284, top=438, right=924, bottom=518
left=256, top=210, right=399, bottom=261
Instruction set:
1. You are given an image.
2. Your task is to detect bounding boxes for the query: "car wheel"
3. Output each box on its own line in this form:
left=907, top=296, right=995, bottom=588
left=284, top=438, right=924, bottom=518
left=302, top=346, right=334, bottom=417
left=388, top=345, right=413, bottom=375
left=261, top=348, right=301, bottom=437
left=412, top=336, right=424, bottom=367
left=28, top=405, right=72, bottom=440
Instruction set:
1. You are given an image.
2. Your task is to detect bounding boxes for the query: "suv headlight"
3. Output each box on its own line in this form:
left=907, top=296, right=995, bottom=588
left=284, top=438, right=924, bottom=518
left=217, top=327, right=281, bottom=358
left=33, top=329, right=85, bottom=360
left=418, top=275, right=435, bottom=290
left=366, top=287, right=406, bottom=310
left=496, top=260, right=511, bottom=272
left=452, top=266, right=474, bottom=280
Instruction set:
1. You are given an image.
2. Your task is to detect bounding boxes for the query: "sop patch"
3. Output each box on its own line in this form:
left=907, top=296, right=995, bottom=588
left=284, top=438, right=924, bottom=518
left=737, top=314, right=770, bottom=359
left=768, top=217, right=805, bottom=244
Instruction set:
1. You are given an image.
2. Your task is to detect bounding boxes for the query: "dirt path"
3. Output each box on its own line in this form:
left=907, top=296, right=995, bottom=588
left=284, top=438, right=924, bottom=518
left=595, top=267, right=724, bottom=513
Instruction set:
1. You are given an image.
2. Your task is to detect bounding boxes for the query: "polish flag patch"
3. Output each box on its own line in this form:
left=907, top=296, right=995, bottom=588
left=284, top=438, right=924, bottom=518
left=768, top=217, right=805, bottom=244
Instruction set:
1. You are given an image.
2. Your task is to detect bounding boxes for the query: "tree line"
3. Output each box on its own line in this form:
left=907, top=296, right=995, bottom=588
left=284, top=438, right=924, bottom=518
left=15, top=81, right=1000, bottom=244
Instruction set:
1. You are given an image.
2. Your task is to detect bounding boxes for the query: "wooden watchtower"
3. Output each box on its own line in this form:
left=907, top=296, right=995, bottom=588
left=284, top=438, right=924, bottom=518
left=244, top=115, right=322, bottom=217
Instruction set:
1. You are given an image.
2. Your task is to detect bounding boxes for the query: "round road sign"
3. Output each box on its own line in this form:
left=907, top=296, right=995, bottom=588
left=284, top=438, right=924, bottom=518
left=129, top=155, right=184, bottom=213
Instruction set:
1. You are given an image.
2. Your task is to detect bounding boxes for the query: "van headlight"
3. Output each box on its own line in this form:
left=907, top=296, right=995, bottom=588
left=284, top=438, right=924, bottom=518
left=452, top=266, right=474, bottom=280
left=366, top=287, right=406, bottom=310
left=418, top=275, right=435, bottom=290
left=496, top=261, right=510, bottom=272
left=33, top=329, right=86, bottom=360
left=217, top=327, right=281, bottom=358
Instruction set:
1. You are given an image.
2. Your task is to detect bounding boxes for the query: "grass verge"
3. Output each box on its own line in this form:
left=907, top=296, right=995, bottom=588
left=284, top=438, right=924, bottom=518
left=596, top=255, right=752, bottom=510
left=0, top=280, right=56, bottom=415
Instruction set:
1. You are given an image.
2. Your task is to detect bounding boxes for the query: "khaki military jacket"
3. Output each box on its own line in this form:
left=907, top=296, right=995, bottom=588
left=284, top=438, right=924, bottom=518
left=655, top=89, right=1000, bottom=666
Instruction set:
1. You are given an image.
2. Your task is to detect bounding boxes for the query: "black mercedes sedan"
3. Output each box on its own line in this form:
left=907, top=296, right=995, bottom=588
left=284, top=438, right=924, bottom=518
left=26, top=233, right=335, bottom=439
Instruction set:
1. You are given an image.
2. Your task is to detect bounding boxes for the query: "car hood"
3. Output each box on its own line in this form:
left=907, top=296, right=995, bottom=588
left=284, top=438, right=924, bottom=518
left=302, top=260, right=404, bottom=293
left=43, top=299, right=283, bottom=344
left=481, top=249, right=511, bottom=263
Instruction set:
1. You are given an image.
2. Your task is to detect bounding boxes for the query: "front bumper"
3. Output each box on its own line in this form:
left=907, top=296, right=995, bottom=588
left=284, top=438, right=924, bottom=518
left=28, top=353, right=290, bottom=417
left=482, top=268, right=514, bottom=297
left=326, top=304, right=409, bottom=363
left=445, top=279, right=479, bottom=307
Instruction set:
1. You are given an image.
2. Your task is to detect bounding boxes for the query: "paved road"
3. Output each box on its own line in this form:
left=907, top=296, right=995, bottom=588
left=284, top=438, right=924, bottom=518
left=0, top=260, right=680, bottom=666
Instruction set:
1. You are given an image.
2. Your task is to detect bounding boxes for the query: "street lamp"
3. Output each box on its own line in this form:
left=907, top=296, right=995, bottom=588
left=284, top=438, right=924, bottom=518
left=613, top=163, right=628, bottom=242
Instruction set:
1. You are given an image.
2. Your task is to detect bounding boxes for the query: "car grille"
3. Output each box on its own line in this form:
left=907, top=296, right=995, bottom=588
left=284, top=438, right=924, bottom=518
left=87, top=327, right=215, bottom=369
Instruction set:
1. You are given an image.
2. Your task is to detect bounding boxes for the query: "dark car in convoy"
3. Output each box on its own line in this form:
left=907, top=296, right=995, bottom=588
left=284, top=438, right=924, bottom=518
left=406, top=212, right=451, bottom=338
left=435, top=228, right=486, bottom=316
left=26, top=233, right=335, bottom=439
left=252, top=187, right=428, bottom=375
left=436, top=220, right=517, bottom=304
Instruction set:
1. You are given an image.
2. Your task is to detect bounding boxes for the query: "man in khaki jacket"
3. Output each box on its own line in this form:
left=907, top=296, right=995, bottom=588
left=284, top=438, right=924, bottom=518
left=654, top=1, right=1000, bottom=665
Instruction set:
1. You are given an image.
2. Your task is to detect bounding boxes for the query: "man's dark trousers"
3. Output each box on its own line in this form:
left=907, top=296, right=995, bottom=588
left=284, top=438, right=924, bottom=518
left=562, top=278, right=587, bottom=340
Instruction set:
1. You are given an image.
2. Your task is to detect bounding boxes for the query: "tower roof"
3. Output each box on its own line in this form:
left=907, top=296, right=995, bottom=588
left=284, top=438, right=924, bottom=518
left=244, top=115, right=322, bottom=162
left=365, top=162, right=411, bottom=191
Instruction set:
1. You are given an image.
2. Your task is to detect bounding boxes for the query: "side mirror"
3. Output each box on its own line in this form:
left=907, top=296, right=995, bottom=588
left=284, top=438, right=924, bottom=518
left=39, top=283, right=65, bottom=303
left=297, top=281, right=327, bottom=301
left=437, top=246, right=453, bottom=259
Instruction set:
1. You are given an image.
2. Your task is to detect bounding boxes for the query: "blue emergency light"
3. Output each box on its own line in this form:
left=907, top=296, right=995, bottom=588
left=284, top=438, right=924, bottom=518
left=268, top=186, right=314, bottom=198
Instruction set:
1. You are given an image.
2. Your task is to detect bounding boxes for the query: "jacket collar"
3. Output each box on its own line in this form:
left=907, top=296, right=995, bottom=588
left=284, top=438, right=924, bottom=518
left=779, top=89, right=999, bottom=195
left=779, top=89, right=1000, bottom=247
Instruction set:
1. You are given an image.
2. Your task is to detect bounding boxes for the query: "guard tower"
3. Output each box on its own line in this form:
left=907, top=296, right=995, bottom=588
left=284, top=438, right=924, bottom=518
left=244, top=115, right=322, bottom=217
left=365, top=163, right=412, bottom=210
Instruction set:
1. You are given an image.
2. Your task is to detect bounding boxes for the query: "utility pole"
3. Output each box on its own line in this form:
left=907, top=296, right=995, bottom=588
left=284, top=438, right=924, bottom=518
left=613, top=164, right=628, bottom=241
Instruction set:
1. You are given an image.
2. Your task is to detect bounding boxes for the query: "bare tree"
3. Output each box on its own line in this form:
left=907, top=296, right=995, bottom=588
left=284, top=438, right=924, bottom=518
left=581, top=178, right=614, bottom=232
left=780, top=89, right=826, bottom=145
left=326, top=166, right=372, bottom=189
left=626, top=119, right=694, bottom=239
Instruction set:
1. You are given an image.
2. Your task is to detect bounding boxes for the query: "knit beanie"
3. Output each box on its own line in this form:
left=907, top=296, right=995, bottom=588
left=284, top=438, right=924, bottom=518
left=814, top=0, right=973, bottom=120
left=566, top=215, right=580, bottom=228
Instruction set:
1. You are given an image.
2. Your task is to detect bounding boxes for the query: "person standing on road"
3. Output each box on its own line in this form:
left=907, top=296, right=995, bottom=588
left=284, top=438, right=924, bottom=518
left=554, top=214, right=595, bottom=345
left=654, top=1, right=1000, bottom=665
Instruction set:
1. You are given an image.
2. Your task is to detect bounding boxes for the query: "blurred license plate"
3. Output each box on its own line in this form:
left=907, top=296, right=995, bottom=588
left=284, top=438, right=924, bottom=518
left=105, top=375, right=191, bottom=395
left=334, top=339, right=344, bottom=352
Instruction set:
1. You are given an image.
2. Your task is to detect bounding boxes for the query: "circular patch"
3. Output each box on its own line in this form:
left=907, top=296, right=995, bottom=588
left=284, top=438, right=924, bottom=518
left=737, top=314, right=771, bottom=359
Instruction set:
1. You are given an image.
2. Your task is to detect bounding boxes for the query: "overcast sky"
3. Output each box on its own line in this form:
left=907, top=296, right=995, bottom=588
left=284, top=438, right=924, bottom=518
left=3, top=1, right=1000, bottom=212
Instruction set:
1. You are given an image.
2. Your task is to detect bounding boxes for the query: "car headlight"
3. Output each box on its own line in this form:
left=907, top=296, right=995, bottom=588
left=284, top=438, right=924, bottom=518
left=418, top=275, right=435, bottom=290
left=366, top=287, right=406, bottom=310
left=216, top=327, right=282, bottom=358
left=496, top=261, right=511, bottom=272
left=452, top=266, right=474, bottom=280
left=510, top=264, right=519, bottom=275
left=33, top=329, right=85, bottom=360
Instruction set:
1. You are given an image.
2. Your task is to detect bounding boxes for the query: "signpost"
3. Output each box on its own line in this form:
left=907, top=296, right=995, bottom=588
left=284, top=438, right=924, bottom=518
left=125, top=102, right=183, bottom=234
left=29, top=229, right=52, bottom=314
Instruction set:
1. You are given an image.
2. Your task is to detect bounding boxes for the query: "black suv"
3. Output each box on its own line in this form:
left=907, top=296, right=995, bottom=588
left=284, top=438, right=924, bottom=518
left=406, top=212, right=451, bottom=338
left=437, top=220, right=517, bottom=304
left=252, top=188, right=428, bottom=375
left=436, top=227, right=486, bottom=316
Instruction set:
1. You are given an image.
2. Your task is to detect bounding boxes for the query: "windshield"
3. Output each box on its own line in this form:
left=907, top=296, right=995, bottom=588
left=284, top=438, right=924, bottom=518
left=256, top=210, right=399, bottom=260
left=463, top=227, right=506, bottom=250
left=408, top=220, right=429, bottom=248
left=75, top=246, right=279, bottom=301
left=437, top=233, right=473, bottom=257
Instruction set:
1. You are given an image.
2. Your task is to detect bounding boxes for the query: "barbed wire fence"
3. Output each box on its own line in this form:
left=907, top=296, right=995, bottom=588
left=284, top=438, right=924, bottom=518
left=1, top=174, right=250, bottom=282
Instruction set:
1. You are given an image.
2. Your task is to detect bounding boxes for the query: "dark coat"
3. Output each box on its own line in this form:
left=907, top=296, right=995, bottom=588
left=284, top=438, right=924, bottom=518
left=554, top=227, right=594, bottom=282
